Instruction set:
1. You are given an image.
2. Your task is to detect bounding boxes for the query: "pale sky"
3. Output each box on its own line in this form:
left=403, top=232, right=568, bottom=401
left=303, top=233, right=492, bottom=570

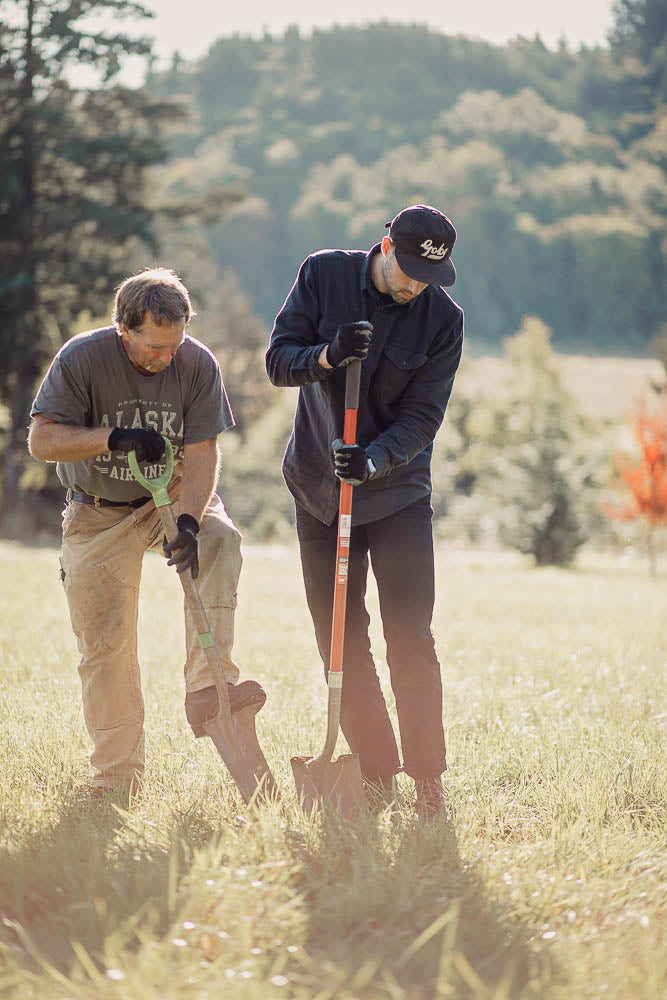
left=117, top=0, right=615, bottom=65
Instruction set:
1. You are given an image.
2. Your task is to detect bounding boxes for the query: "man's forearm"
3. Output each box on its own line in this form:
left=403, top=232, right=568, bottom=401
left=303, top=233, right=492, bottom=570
left=265, top=337, right=331, bottom=386
left=179, top=440, right=220, bottom=521
left=28, top=418, right=110, bottom=462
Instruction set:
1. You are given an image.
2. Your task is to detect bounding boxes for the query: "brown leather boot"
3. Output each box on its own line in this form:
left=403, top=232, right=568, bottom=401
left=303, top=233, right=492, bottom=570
left=415, top=777, right=450, bottom=821
left=185, top=681, right=266, bottom=737
left=363, top=774, right=396, bottom=813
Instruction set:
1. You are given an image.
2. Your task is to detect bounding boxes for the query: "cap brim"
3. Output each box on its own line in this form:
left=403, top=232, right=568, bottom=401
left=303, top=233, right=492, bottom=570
left=395, top=247, right=456, bottom=287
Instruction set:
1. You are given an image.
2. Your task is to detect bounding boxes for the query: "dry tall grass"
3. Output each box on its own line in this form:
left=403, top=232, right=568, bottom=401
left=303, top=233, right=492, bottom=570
left=0, top=541, right=664, bottom=998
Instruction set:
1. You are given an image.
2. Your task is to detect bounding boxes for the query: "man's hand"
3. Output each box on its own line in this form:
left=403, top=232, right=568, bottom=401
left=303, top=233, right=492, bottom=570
left=108, top=426, right=165, bottom=462
left=326, top=321, right=373, bottom=368
left=163, top=514, right=200, bottom=578
left=332, top=440, right=375, bottom=486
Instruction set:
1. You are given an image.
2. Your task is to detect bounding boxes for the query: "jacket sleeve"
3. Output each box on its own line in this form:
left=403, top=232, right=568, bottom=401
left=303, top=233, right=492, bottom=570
left=265, top=256, right=331, bottom=387
left=366, top=310, right=464, bottom=478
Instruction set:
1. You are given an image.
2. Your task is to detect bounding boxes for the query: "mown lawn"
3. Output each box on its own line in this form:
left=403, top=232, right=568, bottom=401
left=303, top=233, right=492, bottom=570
left=0, top=540, right=664, bottom=999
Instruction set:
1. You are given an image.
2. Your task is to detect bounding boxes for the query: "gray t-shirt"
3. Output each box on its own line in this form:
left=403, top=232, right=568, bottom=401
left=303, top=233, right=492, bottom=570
left=31, top=326, right=234, bottom=501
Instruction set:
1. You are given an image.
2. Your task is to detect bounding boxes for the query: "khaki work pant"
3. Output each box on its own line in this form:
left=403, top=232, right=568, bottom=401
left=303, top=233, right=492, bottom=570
left=60, top=489, right=242, bottom=788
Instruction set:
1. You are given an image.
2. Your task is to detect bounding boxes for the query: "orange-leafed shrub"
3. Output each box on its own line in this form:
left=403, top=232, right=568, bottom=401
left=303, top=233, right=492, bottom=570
left=604, top=395, right=667, bottom=573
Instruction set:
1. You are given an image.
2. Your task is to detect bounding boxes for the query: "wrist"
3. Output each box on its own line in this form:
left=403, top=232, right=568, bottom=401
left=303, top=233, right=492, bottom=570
left=107, top=427, right=121, bottom=450
left=318, top=345, right=333, bottom=370
left=177, top=513, right=200, bottom=535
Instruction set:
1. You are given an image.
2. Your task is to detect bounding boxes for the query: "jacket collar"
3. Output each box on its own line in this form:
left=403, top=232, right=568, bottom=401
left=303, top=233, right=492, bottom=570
left=361, top=243, right=382, bottom=299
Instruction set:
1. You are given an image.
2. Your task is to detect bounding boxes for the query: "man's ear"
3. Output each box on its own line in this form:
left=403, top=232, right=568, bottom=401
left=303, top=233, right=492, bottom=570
left=381, top=235, right=393, bottom=257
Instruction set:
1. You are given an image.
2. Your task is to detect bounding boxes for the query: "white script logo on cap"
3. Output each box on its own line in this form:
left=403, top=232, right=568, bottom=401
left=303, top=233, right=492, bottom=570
left=420, top=239, right=448, bottom=260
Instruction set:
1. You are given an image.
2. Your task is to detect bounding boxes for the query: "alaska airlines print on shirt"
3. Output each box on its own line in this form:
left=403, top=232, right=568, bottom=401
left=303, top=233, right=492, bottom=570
left=31, top=326, right=234, bottom=501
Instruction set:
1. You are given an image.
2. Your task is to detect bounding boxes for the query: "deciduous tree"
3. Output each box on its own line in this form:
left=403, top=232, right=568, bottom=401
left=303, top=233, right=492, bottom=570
left=190, top=271, right=274, bottom=436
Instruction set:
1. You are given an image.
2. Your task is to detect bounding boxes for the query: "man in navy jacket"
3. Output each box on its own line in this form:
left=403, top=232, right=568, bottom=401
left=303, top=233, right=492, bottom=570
left=266, top=205, right=464, bottom=817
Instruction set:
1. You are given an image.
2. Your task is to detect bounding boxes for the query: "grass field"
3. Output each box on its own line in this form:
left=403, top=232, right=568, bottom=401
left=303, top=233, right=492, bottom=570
left=0, top=539, right=664, bottom=999
left=461, top=354, right=664, bottom=422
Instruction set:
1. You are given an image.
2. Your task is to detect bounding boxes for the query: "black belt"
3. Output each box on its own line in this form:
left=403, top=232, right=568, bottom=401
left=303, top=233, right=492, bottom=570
left=68, top=490, right=151, bottom=509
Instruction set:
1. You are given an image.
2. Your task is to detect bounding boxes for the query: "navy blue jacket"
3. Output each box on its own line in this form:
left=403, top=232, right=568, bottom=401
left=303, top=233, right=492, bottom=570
left=266, top=244, right=464, bottom=526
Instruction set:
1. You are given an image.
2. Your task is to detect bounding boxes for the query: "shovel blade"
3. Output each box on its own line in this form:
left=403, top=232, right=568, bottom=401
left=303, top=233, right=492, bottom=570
left=203, top=703, right=279, bottom=806
left=233, top=704, right=280, bottom=803
left=291, top=752, right=367, bottom=818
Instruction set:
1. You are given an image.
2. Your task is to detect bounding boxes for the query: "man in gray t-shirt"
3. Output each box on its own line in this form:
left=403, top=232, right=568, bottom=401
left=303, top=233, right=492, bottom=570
left=29, top=267, right=267, bottom=793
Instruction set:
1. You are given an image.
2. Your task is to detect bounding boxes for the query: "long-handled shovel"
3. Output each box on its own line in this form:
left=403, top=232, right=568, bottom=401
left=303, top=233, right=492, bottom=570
left=129, top=441, right=278, bottom=806
left=291, top=359, right=368, bottom=817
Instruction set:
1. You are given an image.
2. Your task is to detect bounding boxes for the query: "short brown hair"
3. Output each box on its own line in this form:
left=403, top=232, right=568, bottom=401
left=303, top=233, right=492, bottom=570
left=113, top=267, right=195, bottom=331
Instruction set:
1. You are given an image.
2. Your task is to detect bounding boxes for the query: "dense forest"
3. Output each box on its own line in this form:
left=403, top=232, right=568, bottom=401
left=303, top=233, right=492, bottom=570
left=151, top=12, right=666, bottom=354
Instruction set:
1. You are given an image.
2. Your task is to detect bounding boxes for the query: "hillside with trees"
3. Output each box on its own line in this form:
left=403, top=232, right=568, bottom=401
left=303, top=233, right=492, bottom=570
left=1, top=0, right=665, bottom=548
left=151, top=6, right=666, bottom=355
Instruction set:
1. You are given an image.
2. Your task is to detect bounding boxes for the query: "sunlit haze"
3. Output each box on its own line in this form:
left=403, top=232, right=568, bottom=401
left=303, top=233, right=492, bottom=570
left=98, top=0, right=614, bottom=67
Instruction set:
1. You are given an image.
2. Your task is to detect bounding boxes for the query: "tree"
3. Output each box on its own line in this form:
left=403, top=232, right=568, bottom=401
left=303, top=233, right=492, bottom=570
left=604, top=395, right=667, bottom=575
left=650, top=322, right=667, bottom=394
left=484, top=318, right=605, bottom=566
left=0, top=0, right=176, bottom=532
left=609, top=0, right=667, bottom=107
left=190, top=271, right=274, bottom=437
left=610, top=0, right=667, bottom=61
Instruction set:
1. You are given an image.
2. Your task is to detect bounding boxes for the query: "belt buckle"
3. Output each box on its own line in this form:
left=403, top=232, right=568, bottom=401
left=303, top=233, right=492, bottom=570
left=93, top=495, right=102, bottom=508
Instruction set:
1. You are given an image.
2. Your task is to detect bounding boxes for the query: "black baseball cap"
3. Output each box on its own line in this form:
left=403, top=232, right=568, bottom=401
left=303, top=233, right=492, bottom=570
left=385, top=204, right=457, bottom=286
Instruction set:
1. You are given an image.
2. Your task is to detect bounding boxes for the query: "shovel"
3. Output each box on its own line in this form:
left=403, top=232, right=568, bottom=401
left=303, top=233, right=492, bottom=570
left=128, top=440, right=278, bottom=806
left=291, top=359, right=368, bottom=817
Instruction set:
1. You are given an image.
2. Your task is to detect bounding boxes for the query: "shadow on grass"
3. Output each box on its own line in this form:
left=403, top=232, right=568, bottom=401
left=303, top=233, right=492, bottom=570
left=0, top=784, right=222, bottom=984
left=287, top=804, right=554, bottom=999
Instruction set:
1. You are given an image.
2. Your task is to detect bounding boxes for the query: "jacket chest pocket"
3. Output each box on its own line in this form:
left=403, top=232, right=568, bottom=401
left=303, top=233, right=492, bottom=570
left=374, top=343, right=428, bottom=403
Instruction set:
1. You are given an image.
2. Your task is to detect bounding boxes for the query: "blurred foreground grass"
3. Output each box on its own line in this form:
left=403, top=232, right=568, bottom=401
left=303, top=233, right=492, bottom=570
left=0, top=540, right=664, bottom=999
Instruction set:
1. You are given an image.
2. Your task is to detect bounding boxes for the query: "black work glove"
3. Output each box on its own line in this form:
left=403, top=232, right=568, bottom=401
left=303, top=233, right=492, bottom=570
left=163, top=514, right=200, bottom=578
left=326, top=321, right=373, bottom=368
left=332, top=439, right=374, bottom=486
left=108, top=426, right=165, bottom=463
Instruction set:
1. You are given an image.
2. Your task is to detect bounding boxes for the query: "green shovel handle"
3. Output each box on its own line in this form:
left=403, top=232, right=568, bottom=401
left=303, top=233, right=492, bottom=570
left=128, top=437, right=174, bottom=507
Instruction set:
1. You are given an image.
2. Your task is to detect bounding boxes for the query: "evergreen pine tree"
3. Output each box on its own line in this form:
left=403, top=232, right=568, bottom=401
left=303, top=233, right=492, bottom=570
left=486, top=318, right=605, bottom=565
left=0, top=0, right=173, bottom=529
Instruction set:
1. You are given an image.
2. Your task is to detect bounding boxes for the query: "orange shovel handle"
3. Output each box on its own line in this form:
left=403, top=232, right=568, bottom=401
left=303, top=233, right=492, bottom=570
left=329, top=360, right=361, bottom=675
